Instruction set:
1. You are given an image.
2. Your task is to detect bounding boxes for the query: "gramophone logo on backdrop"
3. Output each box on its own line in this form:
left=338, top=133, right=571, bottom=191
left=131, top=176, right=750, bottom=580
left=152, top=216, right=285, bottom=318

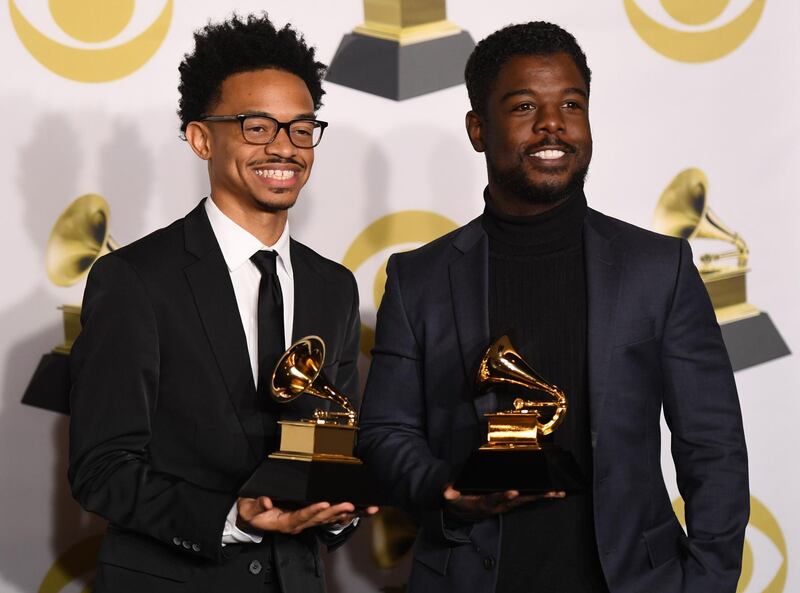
left=9, top=0, right=173, bottom=82
left=624, top=0, right=765, bottom=62
left=652, top=168, right=790, bottom=371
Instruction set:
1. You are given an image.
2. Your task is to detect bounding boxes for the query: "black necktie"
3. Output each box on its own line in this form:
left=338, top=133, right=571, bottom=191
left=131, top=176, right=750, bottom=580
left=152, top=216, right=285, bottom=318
left=250, top=250, right=285, bottom=398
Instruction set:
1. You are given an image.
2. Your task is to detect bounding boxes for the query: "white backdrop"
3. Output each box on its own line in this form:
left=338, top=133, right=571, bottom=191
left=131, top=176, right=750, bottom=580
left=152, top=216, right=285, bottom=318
left=1, top=1, right=797, bottom=592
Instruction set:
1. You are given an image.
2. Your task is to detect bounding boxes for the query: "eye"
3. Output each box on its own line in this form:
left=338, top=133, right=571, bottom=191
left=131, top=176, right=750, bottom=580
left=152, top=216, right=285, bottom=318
left=514, top=102, right=535, bottom=112
left=562, top=100, right=584, bottom=110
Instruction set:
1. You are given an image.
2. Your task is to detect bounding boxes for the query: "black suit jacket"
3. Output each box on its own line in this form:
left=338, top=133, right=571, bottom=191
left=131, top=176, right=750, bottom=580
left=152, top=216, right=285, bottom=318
left=358, top=209, right=749, bottom=593
left=68, top=200, right=360, bottom=593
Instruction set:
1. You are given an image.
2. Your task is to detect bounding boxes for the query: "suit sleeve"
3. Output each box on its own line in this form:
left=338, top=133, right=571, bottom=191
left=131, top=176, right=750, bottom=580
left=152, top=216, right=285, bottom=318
left=357, top=255, right=452, bottom=513
left=660, top=240, right=749, bottom=591
left=68, top=254, right=234, bottom=562
left=316, top=270, right=362, bottom=552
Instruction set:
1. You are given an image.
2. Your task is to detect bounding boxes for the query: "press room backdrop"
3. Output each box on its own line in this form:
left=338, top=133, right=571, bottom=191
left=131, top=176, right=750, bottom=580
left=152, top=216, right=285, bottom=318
left=1, top=1, right=797, bottom=592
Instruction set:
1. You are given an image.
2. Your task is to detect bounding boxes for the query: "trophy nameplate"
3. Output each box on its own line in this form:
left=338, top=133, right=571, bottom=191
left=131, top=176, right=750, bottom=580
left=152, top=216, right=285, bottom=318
left=239, top=336, right=380, bottom=508
left=454, top=336, right=585, bottom=494
left=653, top=168, right=790, bottom=371
left=326, top=0, right=474, bottom=100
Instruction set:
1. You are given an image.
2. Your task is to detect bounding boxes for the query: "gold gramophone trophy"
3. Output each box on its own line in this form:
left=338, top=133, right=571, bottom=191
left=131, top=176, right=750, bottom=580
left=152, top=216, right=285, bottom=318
left=454, top=336, right=584, bottom=494
left=326, top=0, right=474, bottom=100
left=239, top=336, right=380, bottom=507
left=22, top=194, right=118, bottom=414
left=653, top=168, right=789, bottom=370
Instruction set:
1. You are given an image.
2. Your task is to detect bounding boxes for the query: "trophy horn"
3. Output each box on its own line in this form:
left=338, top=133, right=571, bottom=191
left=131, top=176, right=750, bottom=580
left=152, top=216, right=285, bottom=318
left=477, top=335, right=567, bottom=436
left=652, top=168, right=748, bottom=269
left=271, top=336, right=356, bottom=423
left=46, top=194, right=119, bottom=287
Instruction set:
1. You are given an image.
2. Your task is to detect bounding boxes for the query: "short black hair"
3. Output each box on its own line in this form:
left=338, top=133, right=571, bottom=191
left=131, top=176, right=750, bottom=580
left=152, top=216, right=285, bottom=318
left=465, top=21, right=591, bottom=116
left=178, top=13, right=326, bottom=133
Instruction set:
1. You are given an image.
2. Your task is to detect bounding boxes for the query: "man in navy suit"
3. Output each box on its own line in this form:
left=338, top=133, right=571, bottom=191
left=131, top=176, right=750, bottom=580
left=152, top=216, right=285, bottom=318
left=358, top=21, right=748, bottom=593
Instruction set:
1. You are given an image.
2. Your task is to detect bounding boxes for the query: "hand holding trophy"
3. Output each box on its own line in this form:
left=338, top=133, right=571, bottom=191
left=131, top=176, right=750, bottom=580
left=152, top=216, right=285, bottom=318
left=453, top=335, right=584, bottom=495
left=239, top=336, right=380, bottom=508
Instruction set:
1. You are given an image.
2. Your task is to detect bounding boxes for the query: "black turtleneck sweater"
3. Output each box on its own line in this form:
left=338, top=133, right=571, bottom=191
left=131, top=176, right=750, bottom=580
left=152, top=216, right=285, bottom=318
left=482, top=191, right=609, bottom=593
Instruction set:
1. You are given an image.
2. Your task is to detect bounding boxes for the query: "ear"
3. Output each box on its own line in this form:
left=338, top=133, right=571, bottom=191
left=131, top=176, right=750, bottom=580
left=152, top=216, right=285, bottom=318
left=185, top=122, right=212, bottom=160
left=465, top=110, right=485, bottom=153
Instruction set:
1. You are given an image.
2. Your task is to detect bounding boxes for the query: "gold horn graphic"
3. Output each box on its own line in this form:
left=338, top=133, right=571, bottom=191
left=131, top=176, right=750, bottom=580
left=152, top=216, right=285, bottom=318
left=46, top=194, right=118, bottom=354
left=652, top=168, right=748, bottom=270
left=271, top=336, right=356, bottom=425
left=652, top=168, right=758, bottom=324
left=477, top=335, right=567, bottom=449
left=46, top=194, right=118, bottom=287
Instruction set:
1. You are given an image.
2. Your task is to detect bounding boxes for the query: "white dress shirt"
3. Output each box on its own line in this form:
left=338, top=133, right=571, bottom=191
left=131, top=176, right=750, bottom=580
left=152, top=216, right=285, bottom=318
left=205, top=198, right=353, bottom=545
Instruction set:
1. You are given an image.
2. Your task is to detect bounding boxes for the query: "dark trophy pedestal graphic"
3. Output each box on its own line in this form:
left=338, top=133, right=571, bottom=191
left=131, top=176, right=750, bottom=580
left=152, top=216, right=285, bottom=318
left=326, top=0, right=474, bottom=100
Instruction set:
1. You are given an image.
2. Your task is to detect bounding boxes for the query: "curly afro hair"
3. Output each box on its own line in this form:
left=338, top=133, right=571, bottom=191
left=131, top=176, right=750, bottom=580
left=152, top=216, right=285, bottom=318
left=465, top=22, right=591, bottom=117
left=178, top=13, right=326, bottom=133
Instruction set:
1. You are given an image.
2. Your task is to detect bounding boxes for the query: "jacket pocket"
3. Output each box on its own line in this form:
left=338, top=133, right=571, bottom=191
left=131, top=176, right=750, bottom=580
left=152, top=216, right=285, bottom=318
left=413, top=537, right=452, bottom=576
left=642, top=516, right=687, bottom=569
left=98, top=526, right=191, bottom=582
left=614, top=318, right=655, bottom=348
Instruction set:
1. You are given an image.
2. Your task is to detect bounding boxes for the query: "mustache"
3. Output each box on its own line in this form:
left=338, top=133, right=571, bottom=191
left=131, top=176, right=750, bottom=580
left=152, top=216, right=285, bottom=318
left=249, top=157, right=304, bottom=168
left=525, top=136, right=576, bottom=153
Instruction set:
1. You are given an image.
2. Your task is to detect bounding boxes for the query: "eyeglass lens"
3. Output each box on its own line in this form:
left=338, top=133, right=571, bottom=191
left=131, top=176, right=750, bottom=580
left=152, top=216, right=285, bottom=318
left=242, top=116, right=322, bottom=147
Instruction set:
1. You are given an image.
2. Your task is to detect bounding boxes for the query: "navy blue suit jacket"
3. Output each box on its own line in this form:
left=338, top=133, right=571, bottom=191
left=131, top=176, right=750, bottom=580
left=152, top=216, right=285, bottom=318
left=358, top=208, right=748, bottom=593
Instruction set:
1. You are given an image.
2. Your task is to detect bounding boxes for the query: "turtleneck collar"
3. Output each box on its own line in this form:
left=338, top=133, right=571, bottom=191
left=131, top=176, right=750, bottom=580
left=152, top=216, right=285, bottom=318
left=481, top=187, right=588, bottom=255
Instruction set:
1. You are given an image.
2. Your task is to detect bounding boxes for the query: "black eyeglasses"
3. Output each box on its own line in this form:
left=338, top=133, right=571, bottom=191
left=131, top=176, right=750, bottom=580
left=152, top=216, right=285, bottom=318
left=199, top=113, right=328, bottom=148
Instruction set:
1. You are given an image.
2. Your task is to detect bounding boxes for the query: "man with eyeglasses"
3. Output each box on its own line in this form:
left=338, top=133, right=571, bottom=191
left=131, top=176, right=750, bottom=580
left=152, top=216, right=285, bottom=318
left=68, top=14, right=372, bottom=593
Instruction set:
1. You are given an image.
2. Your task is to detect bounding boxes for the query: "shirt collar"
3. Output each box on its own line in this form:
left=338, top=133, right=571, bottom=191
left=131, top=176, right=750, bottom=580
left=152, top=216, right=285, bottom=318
left=204, top=197, right=293, bottom=279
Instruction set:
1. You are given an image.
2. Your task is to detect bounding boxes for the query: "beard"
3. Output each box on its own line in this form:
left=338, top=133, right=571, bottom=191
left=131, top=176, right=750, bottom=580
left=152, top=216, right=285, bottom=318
left=487, top=149, right=589, bottom=206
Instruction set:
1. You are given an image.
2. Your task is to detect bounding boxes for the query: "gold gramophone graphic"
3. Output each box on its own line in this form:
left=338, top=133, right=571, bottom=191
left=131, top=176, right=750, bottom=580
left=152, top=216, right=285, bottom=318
left=326, top=0, right=474, bottom=100
left=652, top=168, right=789, bottom=371
left=653, top=168, right=755, bottom=325
left=454, top=335, right=583, bottom=494
left=240, top=336, right=379, bottom=506
left=478, top=335, right=567, bottom=450
left=269, top=336, right=360, bottom=464
left=46, top=194, right=118, bottom=353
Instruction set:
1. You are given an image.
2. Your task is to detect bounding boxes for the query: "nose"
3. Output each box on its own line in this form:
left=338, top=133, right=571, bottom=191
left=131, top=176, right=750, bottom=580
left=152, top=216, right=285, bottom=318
left=534, top=103, right=565, bottom=134
left=265, top=127, right=297, bottom=158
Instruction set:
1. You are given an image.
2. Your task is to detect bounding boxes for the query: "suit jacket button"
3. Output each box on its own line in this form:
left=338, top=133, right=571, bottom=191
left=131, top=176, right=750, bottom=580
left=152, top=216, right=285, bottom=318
left=172, top=537, right=181, bottom=546
left=192, top=543, right=200, bottom=552
left=182, top=540, right=191, bottom=549
left=249, top=560, right=263, bottom=575
left=483, top=555, right=495, bottom=569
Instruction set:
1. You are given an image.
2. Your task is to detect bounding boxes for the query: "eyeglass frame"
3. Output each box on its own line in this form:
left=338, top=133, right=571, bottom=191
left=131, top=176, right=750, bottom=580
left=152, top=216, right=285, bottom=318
left=197, top=113, right=329, bottom=148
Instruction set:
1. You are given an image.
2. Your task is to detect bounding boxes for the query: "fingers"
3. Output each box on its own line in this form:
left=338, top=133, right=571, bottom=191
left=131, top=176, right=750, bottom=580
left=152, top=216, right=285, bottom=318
left=443, top=485, right=462, bottom=501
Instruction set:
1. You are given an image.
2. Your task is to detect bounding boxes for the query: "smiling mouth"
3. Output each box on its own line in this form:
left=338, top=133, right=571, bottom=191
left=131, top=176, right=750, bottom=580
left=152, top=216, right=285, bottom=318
left=529, top=149, right=567, bottom=160
left=254, top=169, right=296, bottom=180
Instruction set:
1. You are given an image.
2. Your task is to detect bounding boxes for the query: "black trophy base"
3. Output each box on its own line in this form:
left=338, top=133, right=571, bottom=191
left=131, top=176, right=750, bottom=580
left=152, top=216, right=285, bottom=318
left=453, top=445, right=585, bottom=495
left=720, top=312, right=790, bottom=371
left=239, top=458, right=381, bottom=509
left=21, top=352, right=71, bottom=415
left=326, top=31, right=475, bottom=100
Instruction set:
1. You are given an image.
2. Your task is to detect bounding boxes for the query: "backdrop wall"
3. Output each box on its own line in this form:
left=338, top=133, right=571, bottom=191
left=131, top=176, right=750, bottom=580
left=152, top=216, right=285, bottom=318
left=1, top=1, right=796, bottom=592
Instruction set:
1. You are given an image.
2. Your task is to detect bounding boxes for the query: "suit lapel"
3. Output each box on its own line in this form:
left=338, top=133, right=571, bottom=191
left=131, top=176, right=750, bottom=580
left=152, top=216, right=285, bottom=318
left=584, top=209, right=623, bottom=447
left=183, top=201, right=262, bottom=460
left=448, top=218, right=496, bottom=419
left=289, top=240, right=332, bottom=342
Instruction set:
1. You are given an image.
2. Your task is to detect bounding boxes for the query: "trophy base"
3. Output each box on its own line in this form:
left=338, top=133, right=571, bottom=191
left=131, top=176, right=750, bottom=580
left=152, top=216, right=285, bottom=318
left=239, top=458, right=382, bottom=509
left=326, top=30, right=475, bottom=100
left=21, top=351, right=71, bottom=415
left=453, top=445, right=585, bottom=495
left=720, top=311, right=790, bottom=371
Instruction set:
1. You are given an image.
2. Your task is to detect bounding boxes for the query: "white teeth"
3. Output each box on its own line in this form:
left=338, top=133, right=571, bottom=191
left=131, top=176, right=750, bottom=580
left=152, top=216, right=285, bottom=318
left=255, top=169, right=296, bottom=179
left=531, top=149, right=566, bottom=160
